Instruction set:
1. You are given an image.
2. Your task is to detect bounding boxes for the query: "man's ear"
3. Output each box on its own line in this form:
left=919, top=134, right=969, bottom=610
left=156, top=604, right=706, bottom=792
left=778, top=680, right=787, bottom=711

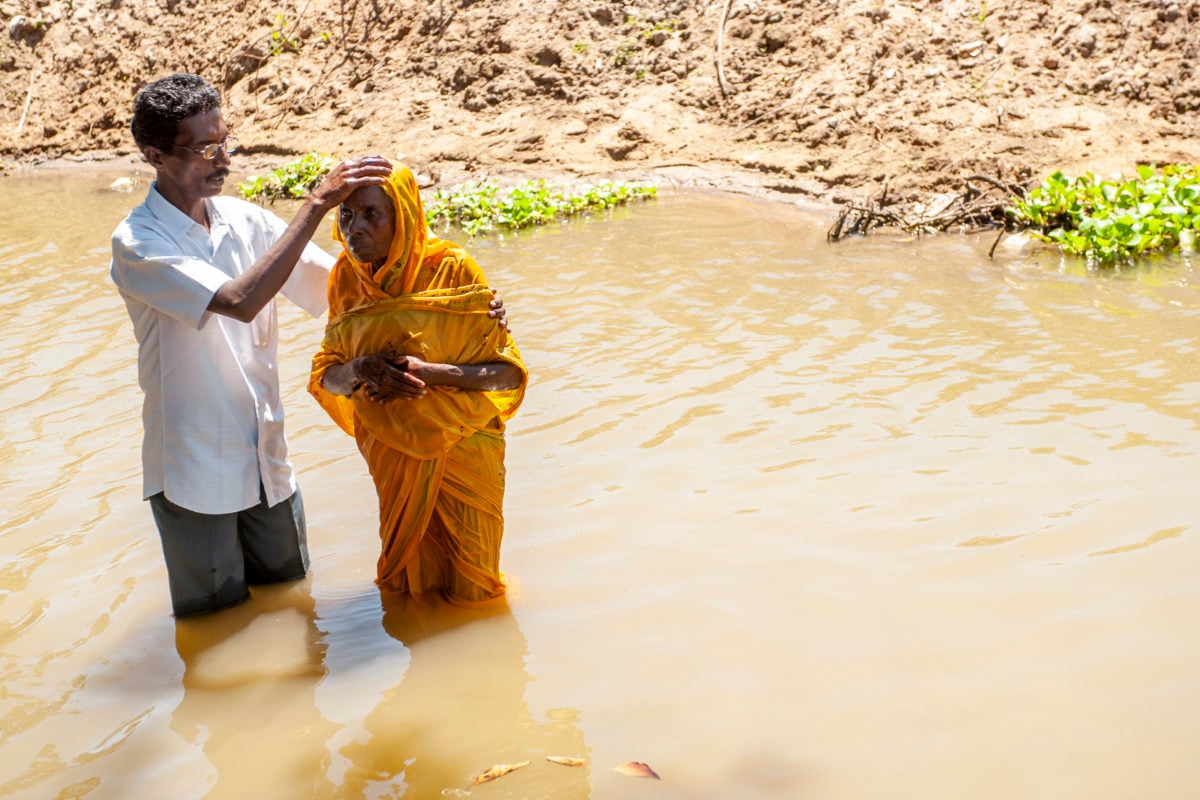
left=143, top=146, right=166, bottom=168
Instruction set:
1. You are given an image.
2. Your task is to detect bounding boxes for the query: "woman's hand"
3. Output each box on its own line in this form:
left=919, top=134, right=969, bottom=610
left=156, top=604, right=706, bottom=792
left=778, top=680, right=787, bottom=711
left=325, top=351, right=519, bottom=400
left=489, top=288, right=509, bottom=332
left=356, top=354, right=426, bottom=403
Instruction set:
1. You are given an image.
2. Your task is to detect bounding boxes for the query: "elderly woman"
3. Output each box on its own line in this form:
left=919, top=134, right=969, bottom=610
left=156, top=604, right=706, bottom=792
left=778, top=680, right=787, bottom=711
left=309, top=165, right=527, bottom=605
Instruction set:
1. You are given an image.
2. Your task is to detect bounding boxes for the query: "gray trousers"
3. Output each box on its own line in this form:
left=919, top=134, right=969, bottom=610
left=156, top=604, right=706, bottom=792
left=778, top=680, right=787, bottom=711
left=149, top=486, right=309, bottom=617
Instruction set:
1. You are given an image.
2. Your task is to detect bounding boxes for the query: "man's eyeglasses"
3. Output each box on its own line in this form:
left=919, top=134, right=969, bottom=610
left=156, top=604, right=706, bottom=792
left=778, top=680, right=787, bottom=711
left=170, top=136, right=240, bottom=160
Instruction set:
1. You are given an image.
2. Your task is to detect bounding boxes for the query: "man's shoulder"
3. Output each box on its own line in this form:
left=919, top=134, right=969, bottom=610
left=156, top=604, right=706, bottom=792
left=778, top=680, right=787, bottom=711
left=112, top=196, right=159, bottom=242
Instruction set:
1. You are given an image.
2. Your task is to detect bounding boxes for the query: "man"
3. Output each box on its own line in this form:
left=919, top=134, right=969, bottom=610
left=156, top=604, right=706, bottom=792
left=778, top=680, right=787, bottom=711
left=109, top=72, right=396, bottom=617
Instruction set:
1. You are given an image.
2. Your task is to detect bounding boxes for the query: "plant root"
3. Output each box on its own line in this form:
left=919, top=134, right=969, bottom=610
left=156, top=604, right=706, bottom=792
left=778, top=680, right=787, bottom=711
left=827, top=174, right=1027, bottom=246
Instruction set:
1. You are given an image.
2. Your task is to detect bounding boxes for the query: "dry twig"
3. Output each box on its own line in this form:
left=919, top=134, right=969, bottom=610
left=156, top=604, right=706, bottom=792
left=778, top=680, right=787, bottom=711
left=15, top=71, right=36, bottom=138
left=828, top=174, right=1023, bottom=243
left=715, top=0, right=732, bottom=102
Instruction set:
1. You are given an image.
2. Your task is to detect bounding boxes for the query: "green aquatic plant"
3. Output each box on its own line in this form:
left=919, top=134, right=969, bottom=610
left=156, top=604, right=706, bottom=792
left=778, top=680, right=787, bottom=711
left=424, top=179, right=658, bottom=236
left=238, top=152, right=335, bottom=202
left=1007, top=164, right=1200, bottom=265
left=239, top=154, right=657, bottom=234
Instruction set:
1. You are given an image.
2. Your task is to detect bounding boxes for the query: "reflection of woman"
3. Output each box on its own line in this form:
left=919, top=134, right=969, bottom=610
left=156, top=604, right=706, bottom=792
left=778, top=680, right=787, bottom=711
left=335, top=600, right=590, bottom=798
left=309, top=165, right=527, bottom=604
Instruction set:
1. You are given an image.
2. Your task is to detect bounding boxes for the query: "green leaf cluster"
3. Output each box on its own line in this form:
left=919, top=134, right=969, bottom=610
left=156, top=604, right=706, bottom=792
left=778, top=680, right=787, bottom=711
left=1007, top=164, right=1200, bottom=265
left=269, top=13, right=302, bottom=56
left=236, top=154, right=657, bottom=235
left=237, top=152, right=335, bottom=203
left=424, top=179, right=658, bottom=236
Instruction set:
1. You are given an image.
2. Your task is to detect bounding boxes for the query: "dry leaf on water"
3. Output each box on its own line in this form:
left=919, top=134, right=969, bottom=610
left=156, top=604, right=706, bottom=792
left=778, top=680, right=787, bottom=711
left=546, top=756, right=586, bottom=767
left=472, top=761, right=531, bottom=785
left=613, top=761, right=661, bottom=780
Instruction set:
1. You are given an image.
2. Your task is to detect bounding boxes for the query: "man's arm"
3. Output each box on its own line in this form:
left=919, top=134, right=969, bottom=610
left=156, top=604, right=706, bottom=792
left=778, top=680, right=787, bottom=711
left=208, top=156, right=392, bottom=322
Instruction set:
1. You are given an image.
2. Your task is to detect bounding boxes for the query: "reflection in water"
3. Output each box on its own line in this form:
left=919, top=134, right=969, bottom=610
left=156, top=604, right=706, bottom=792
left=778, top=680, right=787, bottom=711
left=333, top=597, right=589, bottom=798
left=171, top=580, right=335, bottom=799
left=170, top=585, right=588, bottom=799
left=2, top=169, right=1199, bottom=799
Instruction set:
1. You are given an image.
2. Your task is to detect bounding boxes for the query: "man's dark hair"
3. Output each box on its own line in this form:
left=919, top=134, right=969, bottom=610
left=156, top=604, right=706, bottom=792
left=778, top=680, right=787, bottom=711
left=130, top=73, right=221, bottom=151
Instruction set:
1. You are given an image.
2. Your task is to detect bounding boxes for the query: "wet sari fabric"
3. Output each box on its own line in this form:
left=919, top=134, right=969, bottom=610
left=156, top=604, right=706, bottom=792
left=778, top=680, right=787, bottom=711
left=309, top=167, right=527, bottom=603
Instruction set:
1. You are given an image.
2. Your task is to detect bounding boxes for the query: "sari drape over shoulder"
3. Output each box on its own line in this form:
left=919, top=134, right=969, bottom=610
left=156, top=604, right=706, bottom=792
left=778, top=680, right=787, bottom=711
left=309, top=166, right=527, bottom=604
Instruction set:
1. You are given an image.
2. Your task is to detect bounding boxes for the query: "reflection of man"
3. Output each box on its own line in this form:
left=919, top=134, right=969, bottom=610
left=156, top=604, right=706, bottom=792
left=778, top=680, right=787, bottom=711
left=171, top=582, right=336, bottom=797
left=110, top=72, right=392, bottom=617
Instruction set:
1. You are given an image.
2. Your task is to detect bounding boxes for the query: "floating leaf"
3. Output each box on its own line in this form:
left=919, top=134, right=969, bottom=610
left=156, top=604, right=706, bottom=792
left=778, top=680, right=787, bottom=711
left=546, top=756, right=586, bottom=767
left=472, top=761, right=530, bottom=785
left=614, top=761, right=660, bottom=780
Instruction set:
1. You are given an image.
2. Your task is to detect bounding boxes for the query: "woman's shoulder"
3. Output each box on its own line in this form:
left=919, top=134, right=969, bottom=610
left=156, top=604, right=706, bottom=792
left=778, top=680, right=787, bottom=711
left=425, top=237, right=487, bottom=283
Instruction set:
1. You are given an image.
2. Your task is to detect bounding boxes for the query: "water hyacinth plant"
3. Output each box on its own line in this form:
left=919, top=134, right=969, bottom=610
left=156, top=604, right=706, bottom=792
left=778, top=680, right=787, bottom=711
left=238, top=152, right=657, bottom=235
left=424, top=179, right=657, bottom=236
left=238, top=152, right=336, bottom=202
left=1007, top=164, right=1200, bottom=265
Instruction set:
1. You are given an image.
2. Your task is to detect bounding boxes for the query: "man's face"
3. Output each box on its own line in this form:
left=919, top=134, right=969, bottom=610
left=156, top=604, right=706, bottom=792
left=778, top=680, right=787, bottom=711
left=146, top=107, right=231, bottom=205
left=338, top=186, right=396, bottom=267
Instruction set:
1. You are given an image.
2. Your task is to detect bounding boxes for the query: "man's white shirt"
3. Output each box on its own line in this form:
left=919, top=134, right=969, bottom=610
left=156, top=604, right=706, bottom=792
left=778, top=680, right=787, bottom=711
left=111, top=184, right=333, bottom=514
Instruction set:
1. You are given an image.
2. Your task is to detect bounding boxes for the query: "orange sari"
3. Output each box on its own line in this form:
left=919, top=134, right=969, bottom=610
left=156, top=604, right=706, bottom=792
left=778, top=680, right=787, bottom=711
left=309, top=166, right=527, bottom=604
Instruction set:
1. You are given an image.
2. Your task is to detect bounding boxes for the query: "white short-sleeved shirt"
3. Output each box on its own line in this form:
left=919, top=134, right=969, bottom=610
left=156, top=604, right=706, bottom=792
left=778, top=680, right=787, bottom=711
left=111, top=183, right=334, bottom=514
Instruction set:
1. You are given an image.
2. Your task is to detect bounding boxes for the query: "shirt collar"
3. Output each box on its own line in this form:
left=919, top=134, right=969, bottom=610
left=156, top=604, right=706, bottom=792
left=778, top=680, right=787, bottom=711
left=145, top=182, right=230, bottom=250
left=145, top=182, right=209, bottom=234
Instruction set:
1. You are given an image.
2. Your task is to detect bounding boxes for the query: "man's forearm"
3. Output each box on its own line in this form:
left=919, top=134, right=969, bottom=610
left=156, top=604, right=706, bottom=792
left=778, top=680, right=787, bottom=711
left=207, top=155, right=393, bottom=323
left=207, top=200, right=328, bottom=322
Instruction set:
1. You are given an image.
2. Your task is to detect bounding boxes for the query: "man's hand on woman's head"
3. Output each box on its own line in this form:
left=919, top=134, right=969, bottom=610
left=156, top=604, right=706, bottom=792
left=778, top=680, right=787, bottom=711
left=309, top=156, right=393, bottom=213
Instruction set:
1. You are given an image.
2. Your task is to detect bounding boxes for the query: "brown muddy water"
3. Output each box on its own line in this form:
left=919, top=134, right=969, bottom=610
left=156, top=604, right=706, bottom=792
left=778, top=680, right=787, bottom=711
left=1, top=166, right=1198, bottom=800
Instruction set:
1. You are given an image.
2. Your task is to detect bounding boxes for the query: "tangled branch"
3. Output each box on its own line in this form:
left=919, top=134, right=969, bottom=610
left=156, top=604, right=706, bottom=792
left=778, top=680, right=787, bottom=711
left=827, top=174, right=1027, bottom=243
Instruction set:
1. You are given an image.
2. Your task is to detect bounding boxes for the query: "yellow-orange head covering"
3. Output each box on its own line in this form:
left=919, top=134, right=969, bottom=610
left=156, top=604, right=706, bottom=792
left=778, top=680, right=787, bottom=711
left=331, top=164, right=428, bottom=298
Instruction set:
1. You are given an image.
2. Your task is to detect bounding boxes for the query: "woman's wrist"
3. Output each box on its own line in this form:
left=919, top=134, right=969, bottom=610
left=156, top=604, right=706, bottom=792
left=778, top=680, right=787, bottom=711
left=322, top=359, right=362, bottom=396
left=348, top=358, right=365, bottom=392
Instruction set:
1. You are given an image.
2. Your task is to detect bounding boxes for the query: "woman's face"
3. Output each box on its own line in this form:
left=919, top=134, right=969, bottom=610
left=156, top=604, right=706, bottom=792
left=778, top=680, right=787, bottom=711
left=338, top=185, right=397, bottom=266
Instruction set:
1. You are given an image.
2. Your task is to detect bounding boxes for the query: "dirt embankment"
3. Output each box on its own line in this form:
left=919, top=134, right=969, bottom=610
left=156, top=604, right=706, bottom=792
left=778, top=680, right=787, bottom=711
left=1, top=0, right=1197, bottom=213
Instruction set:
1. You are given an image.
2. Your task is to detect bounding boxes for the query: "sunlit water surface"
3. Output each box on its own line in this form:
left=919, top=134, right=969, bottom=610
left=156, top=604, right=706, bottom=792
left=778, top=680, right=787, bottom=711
left=1, top=166, right=1198, bottom=799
